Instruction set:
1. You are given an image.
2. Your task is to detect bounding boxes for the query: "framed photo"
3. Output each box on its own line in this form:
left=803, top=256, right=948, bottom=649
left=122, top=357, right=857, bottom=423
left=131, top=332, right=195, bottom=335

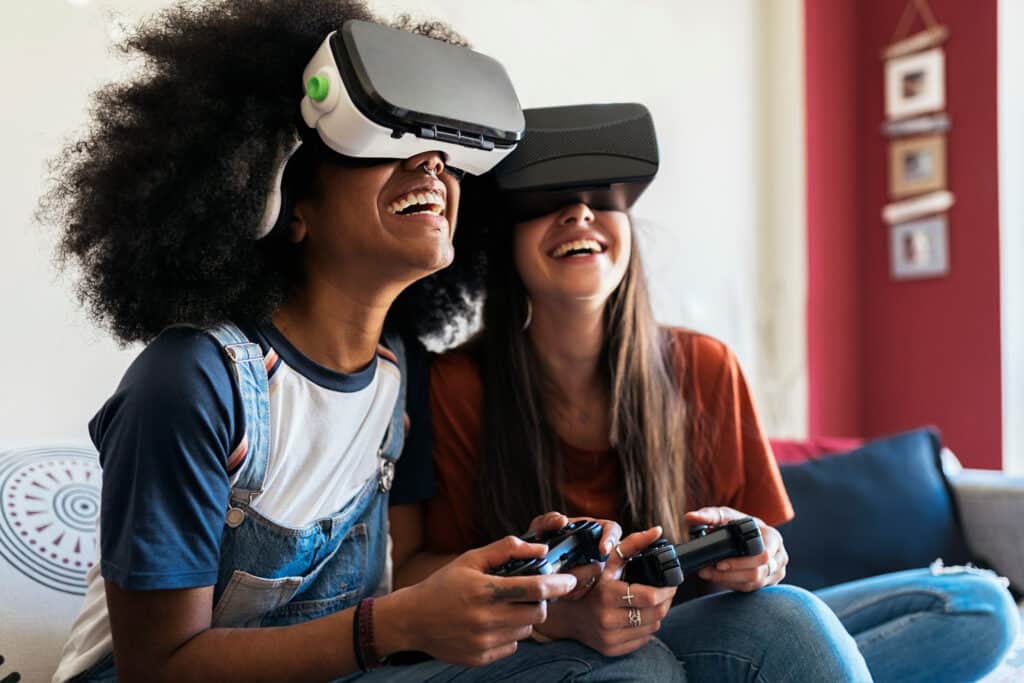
left=889, top=135, right=946, bottom=199
left=890, top=215, right=949, bottom=280
left=885, top=47, right=945, bottom=120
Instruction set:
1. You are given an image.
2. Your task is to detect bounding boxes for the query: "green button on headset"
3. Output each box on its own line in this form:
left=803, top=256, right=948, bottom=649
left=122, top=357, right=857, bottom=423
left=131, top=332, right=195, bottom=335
left=306, top=74, right=330, bottom=102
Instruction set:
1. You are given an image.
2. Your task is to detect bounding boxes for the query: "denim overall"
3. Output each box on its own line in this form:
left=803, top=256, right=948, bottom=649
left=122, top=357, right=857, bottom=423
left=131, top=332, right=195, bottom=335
left=74, top=322, right=405, bottom=680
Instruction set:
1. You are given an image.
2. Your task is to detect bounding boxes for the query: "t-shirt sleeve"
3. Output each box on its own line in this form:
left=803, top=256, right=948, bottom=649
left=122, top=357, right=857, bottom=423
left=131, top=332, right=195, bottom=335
left=90, top=327, right=241, bottom=591
left=389, top=335, right=436, bottom=506
left=684, top=332, right=794, bottom=527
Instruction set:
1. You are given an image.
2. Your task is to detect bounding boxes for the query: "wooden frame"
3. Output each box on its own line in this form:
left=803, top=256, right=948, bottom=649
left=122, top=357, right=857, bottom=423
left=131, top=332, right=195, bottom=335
left=889, top=134, right=946, bottom=199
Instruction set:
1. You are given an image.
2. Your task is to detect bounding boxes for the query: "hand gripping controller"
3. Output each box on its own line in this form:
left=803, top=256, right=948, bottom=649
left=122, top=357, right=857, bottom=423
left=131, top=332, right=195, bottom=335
left=621, top=517, right=764, bottom=587
left=490, top=520, right=605, bottom=577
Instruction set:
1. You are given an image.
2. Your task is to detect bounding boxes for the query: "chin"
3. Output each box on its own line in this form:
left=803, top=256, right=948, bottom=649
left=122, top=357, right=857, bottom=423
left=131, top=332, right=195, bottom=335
left=407, top=246, right=454, bottom=277
left=552, top=278, right=610, bottom=298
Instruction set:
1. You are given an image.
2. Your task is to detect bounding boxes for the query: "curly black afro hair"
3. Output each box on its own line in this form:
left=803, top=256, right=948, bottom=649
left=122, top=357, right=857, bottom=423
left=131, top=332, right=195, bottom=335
left=39, top=0, right=488, bottom=345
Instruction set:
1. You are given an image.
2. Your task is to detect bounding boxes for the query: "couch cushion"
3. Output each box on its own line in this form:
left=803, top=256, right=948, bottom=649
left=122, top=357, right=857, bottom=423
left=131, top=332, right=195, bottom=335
left=0, top=444, right=100, bottom=682
left=778, top=428, right=972, bottom=591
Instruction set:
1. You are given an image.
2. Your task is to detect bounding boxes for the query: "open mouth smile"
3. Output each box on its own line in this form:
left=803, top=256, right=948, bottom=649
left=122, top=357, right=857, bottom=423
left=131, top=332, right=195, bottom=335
left=549, top=238, right=607, bottom=259
left=386, top=188, right=446, bottom=217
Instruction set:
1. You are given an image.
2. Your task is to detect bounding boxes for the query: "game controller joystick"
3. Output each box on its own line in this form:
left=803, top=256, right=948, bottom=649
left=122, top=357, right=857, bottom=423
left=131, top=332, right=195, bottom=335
left=490, top=520, right=605, bottom=577
left=621, top=517, right=764, bottom=587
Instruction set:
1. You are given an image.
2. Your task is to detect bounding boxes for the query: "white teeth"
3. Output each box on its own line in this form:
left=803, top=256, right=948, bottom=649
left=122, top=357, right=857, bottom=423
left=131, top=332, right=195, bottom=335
left=386, top=190, right=446, bottom=216
left=551, top=239, right=604, bottom=259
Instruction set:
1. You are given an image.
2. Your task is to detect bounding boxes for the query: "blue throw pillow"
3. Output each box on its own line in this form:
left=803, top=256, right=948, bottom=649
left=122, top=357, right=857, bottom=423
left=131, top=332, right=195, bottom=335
left=777, top=428, right=972, bottom=591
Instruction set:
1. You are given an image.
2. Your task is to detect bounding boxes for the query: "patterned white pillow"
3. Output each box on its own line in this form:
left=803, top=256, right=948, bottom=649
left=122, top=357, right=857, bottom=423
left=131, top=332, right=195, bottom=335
left=0, top=444, right=100, bottom=682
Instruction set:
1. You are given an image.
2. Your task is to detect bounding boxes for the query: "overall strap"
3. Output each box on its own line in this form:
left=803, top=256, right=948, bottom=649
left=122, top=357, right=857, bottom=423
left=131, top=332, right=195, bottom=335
left=376, top=330, right=407, bottom=492
left=204, top=322, right=272, bottom=503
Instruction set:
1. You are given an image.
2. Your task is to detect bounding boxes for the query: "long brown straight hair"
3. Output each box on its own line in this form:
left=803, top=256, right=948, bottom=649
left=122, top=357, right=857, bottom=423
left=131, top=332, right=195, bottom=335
left=476, top=215, right=690, bottom=544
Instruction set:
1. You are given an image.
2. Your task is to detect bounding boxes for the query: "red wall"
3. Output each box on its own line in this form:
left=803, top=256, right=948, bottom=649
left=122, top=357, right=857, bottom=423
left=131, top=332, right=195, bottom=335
left=806, top=1, right=864, bottom=439
left=805, top=0, right=1002, bottom=469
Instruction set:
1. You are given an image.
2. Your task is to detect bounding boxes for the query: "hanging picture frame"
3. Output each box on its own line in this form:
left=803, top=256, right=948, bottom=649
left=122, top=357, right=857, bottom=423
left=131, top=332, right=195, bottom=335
left=885, top=47, right=945, bottom=120
left=890, top=215, right=949, bottom=280
left=889, top=134, right=946, bottom=199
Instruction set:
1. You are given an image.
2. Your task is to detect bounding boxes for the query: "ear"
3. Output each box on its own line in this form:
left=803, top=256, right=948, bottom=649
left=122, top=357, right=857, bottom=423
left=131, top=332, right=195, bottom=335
left=287, top=203, right=310, bottom=244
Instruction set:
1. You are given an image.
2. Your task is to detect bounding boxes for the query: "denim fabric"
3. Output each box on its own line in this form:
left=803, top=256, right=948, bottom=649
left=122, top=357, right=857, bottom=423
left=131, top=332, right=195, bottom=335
left=342, top=638, right=685, bottom=683
left=207, top=322, right=273, bottom=505
left=655, top=584, right=873, bottom=682
left=347, top=585, right=871, bottom=682
left=816, top=567, right=1021, bottom=683
left=205, top=323, right=406, bottom=628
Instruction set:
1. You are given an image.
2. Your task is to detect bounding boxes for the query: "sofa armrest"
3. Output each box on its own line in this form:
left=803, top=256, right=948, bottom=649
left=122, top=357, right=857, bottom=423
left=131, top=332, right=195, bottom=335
left=948, top=468, right=1024, bottom=590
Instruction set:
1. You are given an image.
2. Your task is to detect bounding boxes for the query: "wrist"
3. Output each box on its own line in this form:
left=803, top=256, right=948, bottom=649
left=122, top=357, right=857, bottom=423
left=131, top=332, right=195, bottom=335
left=530, top=628, right=555, bottom=643
left=536, top=601, right=572, bottom=641
left=373, top=589, right=414, bottom=656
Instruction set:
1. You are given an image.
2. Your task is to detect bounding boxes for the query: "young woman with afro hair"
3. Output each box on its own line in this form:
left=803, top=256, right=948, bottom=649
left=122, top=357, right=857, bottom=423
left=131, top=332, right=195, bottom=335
left=41, top=2, right=683, bottom=681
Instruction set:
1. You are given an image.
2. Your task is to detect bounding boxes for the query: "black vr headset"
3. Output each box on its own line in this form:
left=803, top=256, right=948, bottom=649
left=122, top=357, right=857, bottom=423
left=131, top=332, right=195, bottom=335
left=490, top=102, right=659, bottom=221
left=259, top=20, right=524, bottom=237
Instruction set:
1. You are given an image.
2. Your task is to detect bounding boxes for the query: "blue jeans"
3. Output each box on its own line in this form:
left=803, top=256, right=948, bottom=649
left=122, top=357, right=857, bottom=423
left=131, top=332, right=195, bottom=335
left=350, top=569, right=1018, bottom=682
left=816, top=568, right=1021, bottom=683
left=352, top=586, right=869, bottom=681
left=344, top=638, right=684, bottom=682
left=657, top=584, right=872, bottom=681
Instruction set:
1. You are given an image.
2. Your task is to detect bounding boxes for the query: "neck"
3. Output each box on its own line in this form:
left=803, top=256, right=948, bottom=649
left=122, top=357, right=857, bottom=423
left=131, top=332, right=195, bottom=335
left=273, top=275, right=404, bottom=374
left=527, top=297, right=607, bottom=397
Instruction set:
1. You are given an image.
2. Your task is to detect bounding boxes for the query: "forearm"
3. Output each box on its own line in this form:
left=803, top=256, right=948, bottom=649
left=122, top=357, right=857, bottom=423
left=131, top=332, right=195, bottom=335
left=394, top=550, right=456, bottom=588
left=160, top=610, right=359, bottom=683
left=117, top=591, right=413, bottom=683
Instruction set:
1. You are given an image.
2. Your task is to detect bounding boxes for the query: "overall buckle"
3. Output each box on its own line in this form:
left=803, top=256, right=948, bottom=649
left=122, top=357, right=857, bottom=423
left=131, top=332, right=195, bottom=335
left=378, top=458, right=395, bottom=492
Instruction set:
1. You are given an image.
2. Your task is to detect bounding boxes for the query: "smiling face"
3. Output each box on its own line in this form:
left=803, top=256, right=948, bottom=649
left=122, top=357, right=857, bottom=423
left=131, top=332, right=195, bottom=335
left=513, top=202, right=631, bottom=309
left=292, top=150, right=461, bottom=293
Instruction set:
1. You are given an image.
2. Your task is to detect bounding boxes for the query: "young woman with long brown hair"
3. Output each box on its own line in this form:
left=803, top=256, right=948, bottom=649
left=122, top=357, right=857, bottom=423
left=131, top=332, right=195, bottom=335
left=397, top=104, right=1019, bottom=682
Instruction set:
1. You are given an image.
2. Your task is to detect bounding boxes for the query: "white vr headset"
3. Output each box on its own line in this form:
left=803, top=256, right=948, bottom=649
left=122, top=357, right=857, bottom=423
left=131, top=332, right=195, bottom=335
left=258, top=20, right=524, bottom=237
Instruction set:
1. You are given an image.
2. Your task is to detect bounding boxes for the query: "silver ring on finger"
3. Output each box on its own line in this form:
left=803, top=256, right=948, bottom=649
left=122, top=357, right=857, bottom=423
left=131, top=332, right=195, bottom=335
left=767, top=557, right=779, bottom=577
left=614, top=544, right=626, bottom=561
left=628, top=606, right=642, bottom=628
left=621, top=584, right=635, bottom=606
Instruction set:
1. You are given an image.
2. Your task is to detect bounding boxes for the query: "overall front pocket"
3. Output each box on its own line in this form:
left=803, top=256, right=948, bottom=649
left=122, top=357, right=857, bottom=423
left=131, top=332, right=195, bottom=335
left=211, top=570, right=305, bottom=628
left=211, top=522, right=370, bottom=628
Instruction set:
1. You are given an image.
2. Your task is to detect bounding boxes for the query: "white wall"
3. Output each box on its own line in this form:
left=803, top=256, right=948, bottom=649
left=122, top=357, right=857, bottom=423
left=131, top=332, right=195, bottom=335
left=3, top=0, right=806, bottom=442
left=754, top=0, right=807, bottom=438
left=999, top=0, right=1023, bottom=475
left=1, top=1, right=158, bottom=446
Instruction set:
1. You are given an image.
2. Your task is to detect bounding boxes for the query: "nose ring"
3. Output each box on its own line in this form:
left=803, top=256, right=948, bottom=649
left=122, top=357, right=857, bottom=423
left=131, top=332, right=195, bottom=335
left=419, top=161, right=438, bottom=178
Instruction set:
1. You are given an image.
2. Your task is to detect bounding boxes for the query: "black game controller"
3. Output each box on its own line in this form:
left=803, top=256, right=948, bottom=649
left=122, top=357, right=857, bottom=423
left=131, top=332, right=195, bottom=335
left=490, top=520, right=605, bottom=577
left=621, top=517, right=764, bottom=587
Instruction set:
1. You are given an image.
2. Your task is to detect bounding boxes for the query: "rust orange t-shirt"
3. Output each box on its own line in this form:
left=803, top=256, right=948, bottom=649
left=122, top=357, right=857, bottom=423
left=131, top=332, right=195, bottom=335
left=424, top=328, right=793, bottom=554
